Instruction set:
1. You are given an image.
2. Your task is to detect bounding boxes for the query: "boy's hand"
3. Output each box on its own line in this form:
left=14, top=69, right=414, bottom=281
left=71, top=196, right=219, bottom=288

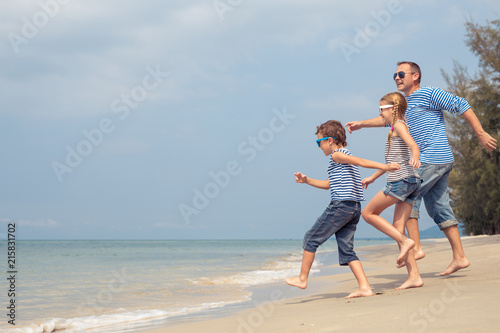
left=294, top=172, right=308, bottom=184
left=362, top=177, right=375, bottom=190
left=386, top=162, right=401, bottom=172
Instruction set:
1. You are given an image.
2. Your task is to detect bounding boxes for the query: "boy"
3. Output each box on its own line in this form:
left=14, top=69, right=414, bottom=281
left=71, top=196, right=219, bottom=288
left=285, top=120, right=400, bottom=298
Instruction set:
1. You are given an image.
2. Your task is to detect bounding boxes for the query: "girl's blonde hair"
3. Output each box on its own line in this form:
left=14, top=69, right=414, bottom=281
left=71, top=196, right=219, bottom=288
left=380, top=92, right=407, bottom=153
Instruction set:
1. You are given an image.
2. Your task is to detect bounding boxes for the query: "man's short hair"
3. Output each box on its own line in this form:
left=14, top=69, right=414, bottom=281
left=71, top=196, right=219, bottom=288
left=397, top=61, right=421, bottom=84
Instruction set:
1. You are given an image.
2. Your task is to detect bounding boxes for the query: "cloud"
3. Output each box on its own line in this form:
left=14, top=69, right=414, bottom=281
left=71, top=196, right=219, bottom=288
left=14, top=218, right=61, bottom=228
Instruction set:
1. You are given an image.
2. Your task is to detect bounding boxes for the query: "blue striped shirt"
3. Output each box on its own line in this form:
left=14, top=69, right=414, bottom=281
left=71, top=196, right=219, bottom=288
left=328, top=148, right=366, bottom=202
left=405, top=86, right=471, bottom=164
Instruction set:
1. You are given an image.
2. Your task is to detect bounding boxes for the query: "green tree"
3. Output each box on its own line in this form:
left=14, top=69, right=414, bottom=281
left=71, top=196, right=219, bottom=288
left=441, top=19, right=500, bottom=235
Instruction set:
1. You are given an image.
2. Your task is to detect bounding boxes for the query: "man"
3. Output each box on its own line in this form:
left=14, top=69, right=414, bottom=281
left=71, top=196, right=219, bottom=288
left=346, top=61, right=497, bottom=276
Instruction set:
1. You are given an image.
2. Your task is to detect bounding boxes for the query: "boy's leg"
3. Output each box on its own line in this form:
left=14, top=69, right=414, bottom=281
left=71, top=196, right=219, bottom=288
left=286, top=202, right=348, bottom=289
left=335, top=210, right=373, bottom=298
left=346, top=260, right=373, bottom=299
left=285, top=250, right=314, bottom=289
left=393, top=202, right=423, bottom=290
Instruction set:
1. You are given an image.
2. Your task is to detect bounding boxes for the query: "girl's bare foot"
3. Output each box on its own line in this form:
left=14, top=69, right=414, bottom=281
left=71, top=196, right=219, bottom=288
left=285, top=276, right=307, bottom=289
left=395, top=277, right=423, bottom=290
left=440, top=258, right=470, bottom=276
left=414, top=249, right=425, bottom=260
left=397, top=237, right=415, bottom=267
left=345, top=287, right=374, bottom=299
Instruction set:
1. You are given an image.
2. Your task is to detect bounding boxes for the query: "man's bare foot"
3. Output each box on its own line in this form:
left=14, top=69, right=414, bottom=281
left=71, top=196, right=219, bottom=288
left=395, top=277, right=423, bottom=290
left=285, top=276, right=307, bottom=289
left=439, top=258, right=470, bottom=276
left=345, top=287, right=374, bottom=299
left=396, top=237, right=415, bottom=267
left=414, top=249, right=425, bottom=260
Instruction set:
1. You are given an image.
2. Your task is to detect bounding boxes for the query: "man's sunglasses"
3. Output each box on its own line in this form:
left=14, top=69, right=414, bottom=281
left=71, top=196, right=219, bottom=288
left=393, top=71, right=415, bottom=80
left=316, top=136, right=337, bottom=147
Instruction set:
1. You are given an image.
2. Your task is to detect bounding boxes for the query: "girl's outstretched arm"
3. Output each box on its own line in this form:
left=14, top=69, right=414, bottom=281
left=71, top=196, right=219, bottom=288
left=294, top=172, right=330, bottom=190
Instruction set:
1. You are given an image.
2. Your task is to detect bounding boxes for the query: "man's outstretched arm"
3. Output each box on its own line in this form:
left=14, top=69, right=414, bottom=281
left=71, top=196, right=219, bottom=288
left=345, top=116, right=385, bottom=134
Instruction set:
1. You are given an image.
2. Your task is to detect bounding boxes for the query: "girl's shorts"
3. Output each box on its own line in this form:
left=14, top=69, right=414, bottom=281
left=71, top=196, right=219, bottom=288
left=382, top=177, right=421, bottom=206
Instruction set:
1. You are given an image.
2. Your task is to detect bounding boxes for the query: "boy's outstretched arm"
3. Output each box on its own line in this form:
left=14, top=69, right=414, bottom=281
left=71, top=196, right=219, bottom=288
left=331, top=152, right=400, bottom=172
left=345, top=116, right=385, bottom=134
left=294, top=172, right=330, bottom=190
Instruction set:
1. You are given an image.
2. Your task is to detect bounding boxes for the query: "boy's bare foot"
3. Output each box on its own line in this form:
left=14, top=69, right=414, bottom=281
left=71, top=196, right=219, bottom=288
left=396, top=237, right=415, bottom=267
left=395, top=277, right=423, bottom=290
left=345, top=288, right=374, bottom=299
left=439, top=258, right=470, bottom=276
left=285, top=276, right=307, bottom=289
left=414, top=249, right=425, bottom=260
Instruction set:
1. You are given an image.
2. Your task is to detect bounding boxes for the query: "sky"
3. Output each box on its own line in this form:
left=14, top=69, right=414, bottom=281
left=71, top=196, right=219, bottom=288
left=1, top=0, right=499, bottom=240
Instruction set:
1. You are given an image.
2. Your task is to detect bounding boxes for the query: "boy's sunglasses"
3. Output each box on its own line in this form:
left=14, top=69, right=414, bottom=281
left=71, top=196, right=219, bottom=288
left=393, top=71, right=415, bottom=80
left=316, top=136, right=337, bottom=147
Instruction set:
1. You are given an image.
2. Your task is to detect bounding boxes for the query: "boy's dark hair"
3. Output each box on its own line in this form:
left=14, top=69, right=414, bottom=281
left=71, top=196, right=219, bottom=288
left=315, top=120, right=347, bottom=147
left=397, top=61, right=421, bottom=83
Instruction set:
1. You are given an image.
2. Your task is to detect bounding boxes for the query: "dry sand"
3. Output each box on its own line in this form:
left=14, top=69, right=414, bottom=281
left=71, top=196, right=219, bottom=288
left=137, top=235, right=500, bottom=333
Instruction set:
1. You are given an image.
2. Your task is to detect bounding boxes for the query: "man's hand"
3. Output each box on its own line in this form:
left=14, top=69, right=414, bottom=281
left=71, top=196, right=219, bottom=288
left=344, top=121, right=362, bottom=134
left=477, top=132, right=498, bottom=151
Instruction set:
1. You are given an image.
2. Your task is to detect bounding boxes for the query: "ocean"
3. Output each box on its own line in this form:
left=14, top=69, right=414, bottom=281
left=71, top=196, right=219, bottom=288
left=0, top=239, right=391, bottom=333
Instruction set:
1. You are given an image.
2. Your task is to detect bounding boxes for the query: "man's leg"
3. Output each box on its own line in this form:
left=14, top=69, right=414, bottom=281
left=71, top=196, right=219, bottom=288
left=440, top=225, right=470, bottom=276
left=421, top=163, right=470, bottom=275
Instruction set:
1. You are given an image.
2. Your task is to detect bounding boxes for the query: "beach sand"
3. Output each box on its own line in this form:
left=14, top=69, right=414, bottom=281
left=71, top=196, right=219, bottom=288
left=137, top=235, right=500, bottom=333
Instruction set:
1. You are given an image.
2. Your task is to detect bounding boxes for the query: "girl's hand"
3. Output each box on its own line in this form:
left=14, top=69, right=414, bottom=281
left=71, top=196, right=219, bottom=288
left=409, top=158, right=421, bottom=169
left=362, top=177, right=374, bottom=189
left=294, top=172, right=308, bottom=184
left=386, top=162, right=401, bottom=172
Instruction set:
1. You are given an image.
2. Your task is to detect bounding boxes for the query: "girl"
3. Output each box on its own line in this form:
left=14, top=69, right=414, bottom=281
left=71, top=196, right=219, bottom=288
left=361, top=92, right=423, bottom=290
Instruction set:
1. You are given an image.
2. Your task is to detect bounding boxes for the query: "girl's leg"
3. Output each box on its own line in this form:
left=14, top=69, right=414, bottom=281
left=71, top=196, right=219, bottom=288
left=285, top=250, right=314, bottom=289
left=346, top=260, right=374, bottom=299
left=362, top=191, right=415, bottom=264
left=393, top=202, right=423, bottom=290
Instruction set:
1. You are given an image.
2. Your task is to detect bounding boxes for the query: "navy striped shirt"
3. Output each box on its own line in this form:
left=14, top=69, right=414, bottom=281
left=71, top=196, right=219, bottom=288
left=405, top=86, right=471, bottom=164
left=328, top=148, right=366, bottom=202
